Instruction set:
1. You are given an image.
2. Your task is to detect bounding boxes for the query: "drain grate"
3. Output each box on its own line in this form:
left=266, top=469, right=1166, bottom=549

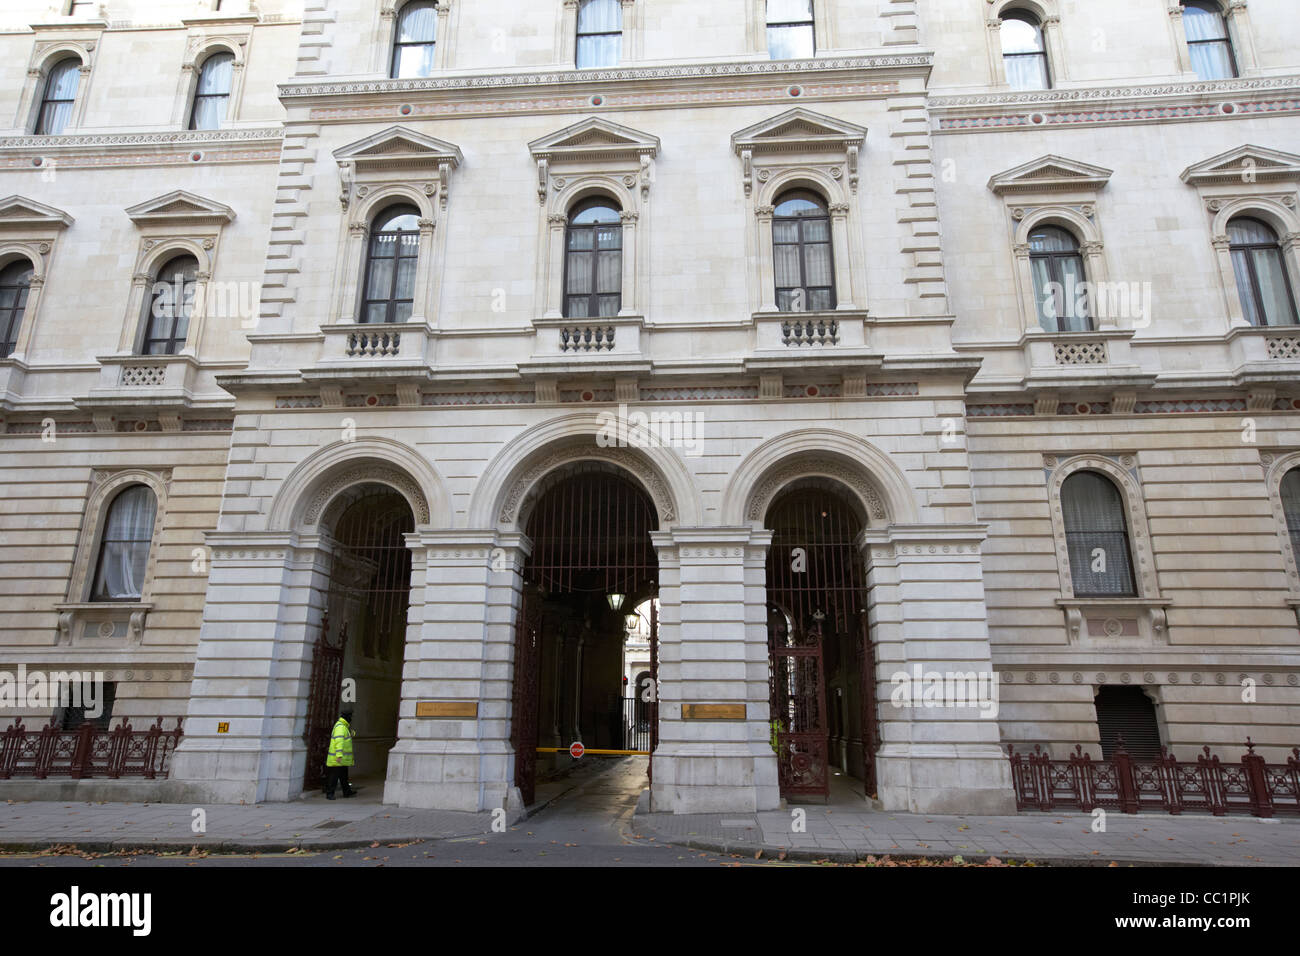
left=314, top=820, right=350, bottom=830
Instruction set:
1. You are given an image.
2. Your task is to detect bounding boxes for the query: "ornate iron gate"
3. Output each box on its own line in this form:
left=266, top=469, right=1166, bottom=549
left=768, top=612, right=830, bottom=796
left=512, top=469, right=659, bottom=804
left=303, top=614, right=347, bottom=790
left=765, top=483, right=876, bottom=799
left=510, top=587, right=544, bottom=806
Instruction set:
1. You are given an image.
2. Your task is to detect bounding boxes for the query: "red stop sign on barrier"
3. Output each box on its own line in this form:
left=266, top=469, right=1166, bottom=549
left=569, top=742, right=585, bottom=759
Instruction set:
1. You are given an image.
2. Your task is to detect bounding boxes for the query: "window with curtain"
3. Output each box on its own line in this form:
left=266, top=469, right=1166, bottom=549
left=35, top=58, right=81, bottom=135
left=767, top=0, right=815, bottom=60
left=91, top=486, right=158, bottom=602
left=1029, top=225, right=1090, bottom=332
left=189, top=52, right=235, bottom=130
left=361, top=205, right=421, bottom=324
left=391, top=1, right=438, bottom=78
left=577, top=0, right=622, bottom=69
left=1000, top=12, right=1050, bottom=90
left=1281, top=469, right=1300, bottom=563
left=142, top=255, right=198, bottom=355
left=1182, top=2, right=1237, bottom=80
left=564, top=199, right=622, bottom=318
left=1228, top=217, right=1298, bottom=327
left=773, top=190, right=835, bottom=312
left=1061, top=471, right=1137, bottom=597
left=0, top=260, right=34, bottom=358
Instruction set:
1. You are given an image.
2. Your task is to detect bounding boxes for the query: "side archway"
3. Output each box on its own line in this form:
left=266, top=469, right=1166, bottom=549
left=723, top=428, right=919, bottom=527
left=268, top=437, right=449, bottom=533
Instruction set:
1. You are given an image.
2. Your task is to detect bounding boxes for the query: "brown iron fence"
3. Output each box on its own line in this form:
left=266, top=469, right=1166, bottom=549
left=0, top=717, right=183, bottom=780
left=1009, top=737, right=1300, bottom=817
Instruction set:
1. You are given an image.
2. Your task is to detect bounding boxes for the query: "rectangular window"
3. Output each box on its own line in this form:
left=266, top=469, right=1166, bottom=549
left=767, top=0, right=815, bottom=60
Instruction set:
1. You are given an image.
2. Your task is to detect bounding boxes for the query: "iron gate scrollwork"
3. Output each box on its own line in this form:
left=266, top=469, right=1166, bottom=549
left=768, top=611, right=830, bottom=797
left=303, top=614, right=348, bottom=791
left=765, top=483, right=877, bottom=800
left=511, top=587, right=545, bottom=806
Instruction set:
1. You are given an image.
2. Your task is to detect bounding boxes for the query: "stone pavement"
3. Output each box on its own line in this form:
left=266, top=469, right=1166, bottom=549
left=629, top=802, right=1300, bottom=866
left=0, top=757, right=618, bottom=854
left=3, top=758, right=1298, bottom=863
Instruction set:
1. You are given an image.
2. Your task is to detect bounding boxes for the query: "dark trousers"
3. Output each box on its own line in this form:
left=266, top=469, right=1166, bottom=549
left=324, top=765, right=353, bottom=796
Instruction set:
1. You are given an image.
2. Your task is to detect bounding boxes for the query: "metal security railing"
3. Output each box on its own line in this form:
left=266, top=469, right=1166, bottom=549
left=1009, top=737, right=1300, bottom=817
left=0, top=717, right=183, bottom=780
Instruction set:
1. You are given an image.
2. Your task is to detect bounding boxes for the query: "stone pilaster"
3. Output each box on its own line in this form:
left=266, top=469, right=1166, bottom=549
left=861, top=524, right=1016, bottom=814
left=382, top=530, right=530, bottom=814
left=166, top=531, right=329, bottom=803
left=649, top=527, right=780, bottom=813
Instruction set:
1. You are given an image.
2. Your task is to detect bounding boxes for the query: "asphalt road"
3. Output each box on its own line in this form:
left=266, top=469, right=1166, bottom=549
left=1, top=757, right=789, bottom=868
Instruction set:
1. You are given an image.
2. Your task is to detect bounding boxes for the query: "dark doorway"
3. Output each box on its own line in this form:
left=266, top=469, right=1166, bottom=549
left=303, top=484, right=413, bottom=791
left=1094, top=685, right=1162, bottom=760
left=765, top=481, right=878, bottom=800
left=511, top=468, right=659, bottom=806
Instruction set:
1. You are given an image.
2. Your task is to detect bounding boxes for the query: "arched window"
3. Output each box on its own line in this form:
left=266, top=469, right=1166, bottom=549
left=391, top=1, right=438, bottom=78
left=767, top=0, right=815, bottom=60
left=1281, top=468, right=1300, bottom=562
left=576, top=0, right=622, bottom=69
left=189, top=52, right=235, bottom=130
left=773, top=190, right=834, bottom=312
left=0, top=260, right=34, bottom=358
left=1061, top=471, right=1137, bottom=597
left=35, top=58, right=81, bottom=135
left=1228, top=217, right=1298, bottom=327
left=361, top=205, right=420, bottom=324
left=563, top=199, right=622, bottom=318
left=1001, top=11, right=1050, bottom=90
left=90, top=485, right=158, bottom=602
left=1029, top=225, right=1089, bottom=332
left=1182, top=2, right=1237, bottom=80
left=142, top=255, right=198, bottom=355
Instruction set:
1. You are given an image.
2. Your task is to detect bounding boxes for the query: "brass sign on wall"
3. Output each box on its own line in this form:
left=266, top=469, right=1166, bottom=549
left=681, top=703, right=746, bottom=720
left=415, top=700, right=478, bottom=718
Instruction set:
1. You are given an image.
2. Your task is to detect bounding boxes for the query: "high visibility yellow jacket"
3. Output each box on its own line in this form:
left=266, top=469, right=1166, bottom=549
left=326, top=717, right=354, bottom=767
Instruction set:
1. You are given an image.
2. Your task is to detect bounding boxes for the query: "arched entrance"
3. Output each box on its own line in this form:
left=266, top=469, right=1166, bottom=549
left=765, top=480, right=879, bottom=801
left=303, top=483, right=414, bottom=791
left=511, top=466, right=659, bottom=806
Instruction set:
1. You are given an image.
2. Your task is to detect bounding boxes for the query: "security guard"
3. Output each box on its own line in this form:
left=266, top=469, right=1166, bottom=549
left=324, top=708, right=356, bottom=799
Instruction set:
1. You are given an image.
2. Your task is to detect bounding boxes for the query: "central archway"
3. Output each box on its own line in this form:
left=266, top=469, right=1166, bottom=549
left=511, top=465, right=660, bottom=806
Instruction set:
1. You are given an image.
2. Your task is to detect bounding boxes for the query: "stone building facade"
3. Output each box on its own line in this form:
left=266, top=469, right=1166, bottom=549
left=0, top=0, right=1297, bottom=815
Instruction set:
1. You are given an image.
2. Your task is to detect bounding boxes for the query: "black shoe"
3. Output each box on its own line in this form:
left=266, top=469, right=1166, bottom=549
left=342, top=790, right=356, bottom=798
left=325, top=792, right=336, bottom=800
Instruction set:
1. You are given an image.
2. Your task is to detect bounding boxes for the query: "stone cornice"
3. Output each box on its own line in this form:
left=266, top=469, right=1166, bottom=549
left=278, top=54, right=934, bottom=100
left=0, top=128, right=284, bottom=151
left=929, top=74, right=1300, bottom=110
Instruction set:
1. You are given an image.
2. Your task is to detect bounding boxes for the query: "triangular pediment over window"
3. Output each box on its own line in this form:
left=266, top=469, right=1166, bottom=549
left=332, top=126, right=464, bottom=172
left=988, top=155, right=1114, bottom=195
left=528, top=118, right=660, bottom=164
left=125, top=190, right=235, bottom=226
left=1180, top=145, right=1300, bottom=186
left=731, top=108, right=867, bottom=156
left=0, top=195, right=74, bottom=229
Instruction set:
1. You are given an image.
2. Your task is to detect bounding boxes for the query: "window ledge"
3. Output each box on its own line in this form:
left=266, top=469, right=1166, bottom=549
left=53, top=602, right=151, bottom=647
left=1055, top=597, right=1171, bottom=645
